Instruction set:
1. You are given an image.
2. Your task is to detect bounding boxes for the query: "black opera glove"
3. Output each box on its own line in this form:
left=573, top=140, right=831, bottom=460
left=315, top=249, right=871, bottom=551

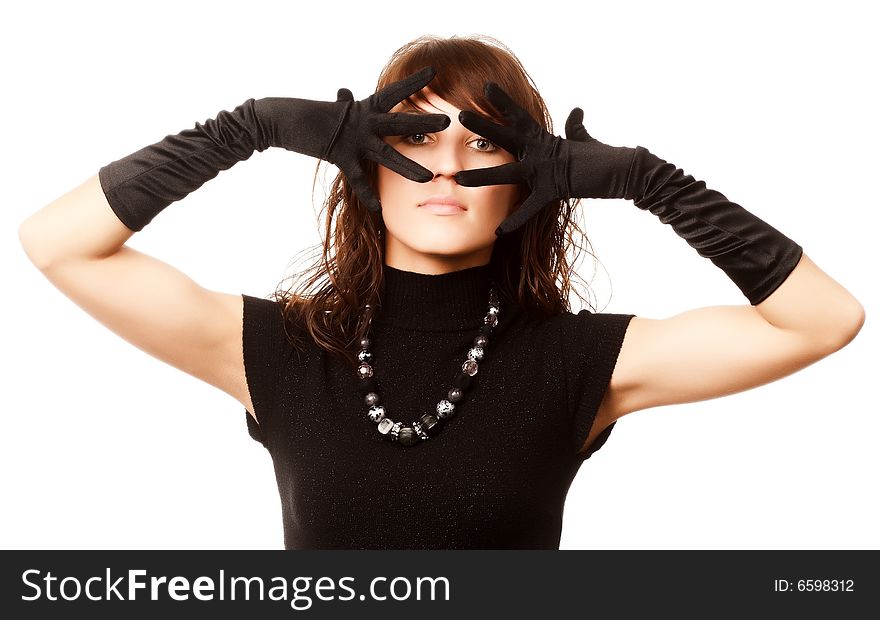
left=453, top=81, right=635, bottom=237
left=455, top=82, right=804, bottom=305
left=260, top=65, right=451, bottom=213
left=98, top=67, right=449, bottom=231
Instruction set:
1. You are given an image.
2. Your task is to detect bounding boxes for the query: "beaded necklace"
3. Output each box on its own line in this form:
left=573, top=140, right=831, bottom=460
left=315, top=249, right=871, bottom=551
left=354, top=282, right=500, bottom=446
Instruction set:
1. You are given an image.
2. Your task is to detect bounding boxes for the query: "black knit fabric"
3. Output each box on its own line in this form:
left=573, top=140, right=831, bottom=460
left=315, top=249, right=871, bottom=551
left=241, top=263, right=635, bottom=549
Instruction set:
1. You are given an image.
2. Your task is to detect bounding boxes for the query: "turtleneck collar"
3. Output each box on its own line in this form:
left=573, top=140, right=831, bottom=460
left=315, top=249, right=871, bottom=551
left=372, top=262, right=499, bottom=331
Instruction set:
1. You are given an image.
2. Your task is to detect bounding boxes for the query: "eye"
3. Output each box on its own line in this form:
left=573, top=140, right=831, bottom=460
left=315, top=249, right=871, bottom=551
left=402, top=133, right=499, bottom=153
left=403, top=133, right=430, bottom=145
left=469, top=137, right=498, bottom=153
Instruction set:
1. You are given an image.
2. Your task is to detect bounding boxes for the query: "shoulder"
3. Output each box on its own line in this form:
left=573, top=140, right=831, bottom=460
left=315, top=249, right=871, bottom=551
left=241, top=294, right=308, bottom=365
left=553, top=308, right=639, bottom=352
left=498, top=303, right=638, bottom=355
left=554, top=307, right=641, bottom=417
left=242, top=293, right=303, bottom=335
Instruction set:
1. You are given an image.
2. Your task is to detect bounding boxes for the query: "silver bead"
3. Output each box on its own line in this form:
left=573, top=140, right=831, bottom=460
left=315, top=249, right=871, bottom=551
left=484, top=313, right=498, bottom=328
left=359, top=336, right=371, bottom=349
left=390, top=421, right=403, bottom=440
left=413, top=421, right=429, bottom=440
left=377, top=418, right=394, bottom=434
left=358, top=349, right=373, bottom=363
left=436, top=399, right=455, bottom=419
left=488, top=305, right=499, bottom=318
left=474, top=334, right=488, bottom=348
left=467, top=346, right=484, bottom=362
left=364, top=392, right=380, bottom=406
left=462, top=359, right=478, bottom=376
left=357, top=363, right=373, bottom=378
left=448, top=387, right=463, bottom=403
left=367, top=405, right=386, bottom=422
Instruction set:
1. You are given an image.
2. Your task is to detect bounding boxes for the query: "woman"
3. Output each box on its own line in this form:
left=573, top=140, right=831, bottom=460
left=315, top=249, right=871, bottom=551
left=18, top=34, right=864, bottom=549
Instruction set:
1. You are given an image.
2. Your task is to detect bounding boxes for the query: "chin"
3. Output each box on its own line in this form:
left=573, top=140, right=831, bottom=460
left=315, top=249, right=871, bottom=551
left=398, top=232, right=485, bottom=254
left=409, top=240, right=475, bottom=255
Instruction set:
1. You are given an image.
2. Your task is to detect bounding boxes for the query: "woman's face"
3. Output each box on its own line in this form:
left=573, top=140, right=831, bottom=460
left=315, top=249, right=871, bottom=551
left=377, top=90, right=522, bottom=274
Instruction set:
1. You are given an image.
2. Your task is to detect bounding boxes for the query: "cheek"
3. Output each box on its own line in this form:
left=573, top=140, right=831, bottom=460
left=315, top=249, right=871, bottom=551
left=376, top=166, right=421, bottom=212
left=376, top=165, right=404, bottom=195
left=478, top=183, right=521, bottom=214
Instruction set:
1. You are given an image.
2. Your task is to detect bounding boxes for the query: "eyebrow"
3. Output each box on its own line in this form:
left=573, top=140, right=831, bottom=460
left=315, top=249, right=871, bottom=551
left=396, top=101, right=439, bottom=115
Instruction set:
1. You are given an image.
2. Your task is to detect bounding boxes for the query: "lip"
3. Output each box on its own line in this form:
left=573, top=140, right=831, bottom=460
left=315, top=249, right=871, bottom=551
left=418, top=195, right=467, bottom=215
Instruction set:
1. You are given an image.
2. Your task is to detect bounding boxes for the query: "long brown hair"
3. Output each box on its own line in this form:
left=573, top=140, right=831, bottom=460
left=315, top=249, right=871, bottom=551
left=272, top=34, right=598, bottom=371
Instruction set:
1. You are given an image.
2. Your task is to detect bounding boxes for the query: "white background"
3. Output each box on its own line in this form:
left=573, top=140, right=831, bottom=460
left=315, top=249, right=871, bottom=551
left=3, top=0, right=877, bottom=550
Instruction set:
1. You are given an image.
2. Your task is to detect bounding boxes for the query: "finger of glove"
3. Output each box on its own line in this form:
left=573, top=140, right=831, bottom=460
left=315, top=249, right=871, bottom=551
left=454, top=161, right=526, bottom=187
left=458, top=110, right=521, bottom=155
left=364, top=142, right=434, bottom=183
left=375, top=65, right=437, bottom=113
left=484, top=82, right=537, bottom=129
left=484, top=82, right=518, bottom=114
left=564, top=107, right=592, bottom=142
left=374, top=112, right=450, bottom=136
left=337, top=88, right=354, bottom=102
left=343, top=159, right=382, bottom=212
left=495, top=187, right=555, bottom=237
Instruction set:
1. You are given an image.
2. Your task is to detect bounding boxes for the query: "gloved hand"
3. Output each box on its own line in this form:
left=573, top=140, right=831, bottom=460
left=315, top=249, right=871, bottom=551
left=453, top=81, right=636, bottom=237
left=99, top=66, right=449, bottom=231
left=455, top=81, right=803, bottom=306
left=255, top=65, right=450, bottom=212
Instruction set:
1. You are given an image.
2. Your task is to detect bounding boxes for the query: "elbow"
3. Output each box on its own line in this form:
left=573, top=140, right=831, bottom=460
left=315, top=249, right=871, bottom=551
left=845, top=300, right=866, bottom=342
left=827, top=298, right=866, bottom=352
left=19, top=218, right=55, bottom=271
left=18, top=219, right=43, bottom=269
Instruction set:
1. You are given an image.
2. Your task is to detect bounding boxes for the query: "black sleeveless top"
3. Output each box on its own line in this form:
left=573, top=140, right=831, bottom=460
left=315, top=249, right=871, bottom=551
left=241, top=263, right=635, bottom=549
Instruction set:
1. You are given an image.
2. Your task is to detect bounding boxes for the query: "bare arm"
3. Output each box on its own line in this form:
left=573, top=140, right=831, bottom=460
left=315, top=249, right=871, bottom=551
left=18, top=174, right=254, bottom=417
left=581, top=252, right=864, bottom=456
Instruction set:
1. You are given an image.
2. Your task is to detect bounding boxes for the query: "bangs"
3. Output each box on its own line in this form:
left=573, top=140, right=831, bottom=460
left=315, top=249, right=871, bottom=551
left=374, top=35, right=551, bottom=135
left=381, top=62, right=513, bottom=126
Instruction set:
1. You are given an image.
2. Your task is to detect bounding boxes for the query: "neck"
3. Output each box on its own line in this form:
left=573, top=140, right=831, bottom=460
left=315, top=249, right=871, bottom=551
left=371, top=262, right=499, bottom=331
left=382, top=233, right=495, bottom=277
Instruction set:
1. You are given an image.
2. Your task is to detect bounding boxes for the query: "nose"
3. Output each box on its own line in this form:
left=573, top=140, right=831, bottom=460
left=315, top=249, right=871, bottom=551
left=423, top=139, right=465, bottom=182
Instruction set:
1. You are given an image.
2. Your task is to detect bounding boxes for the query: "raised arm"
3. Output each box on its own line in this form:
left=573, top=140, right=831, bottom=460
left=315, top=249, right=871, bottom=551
left=18, top=69, right=451, bottom=426
left=593, top=253, right=864, bottom=446
left=448, top=83, right=865, bottom=457
left=18, top=173, right=254, bottom=415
